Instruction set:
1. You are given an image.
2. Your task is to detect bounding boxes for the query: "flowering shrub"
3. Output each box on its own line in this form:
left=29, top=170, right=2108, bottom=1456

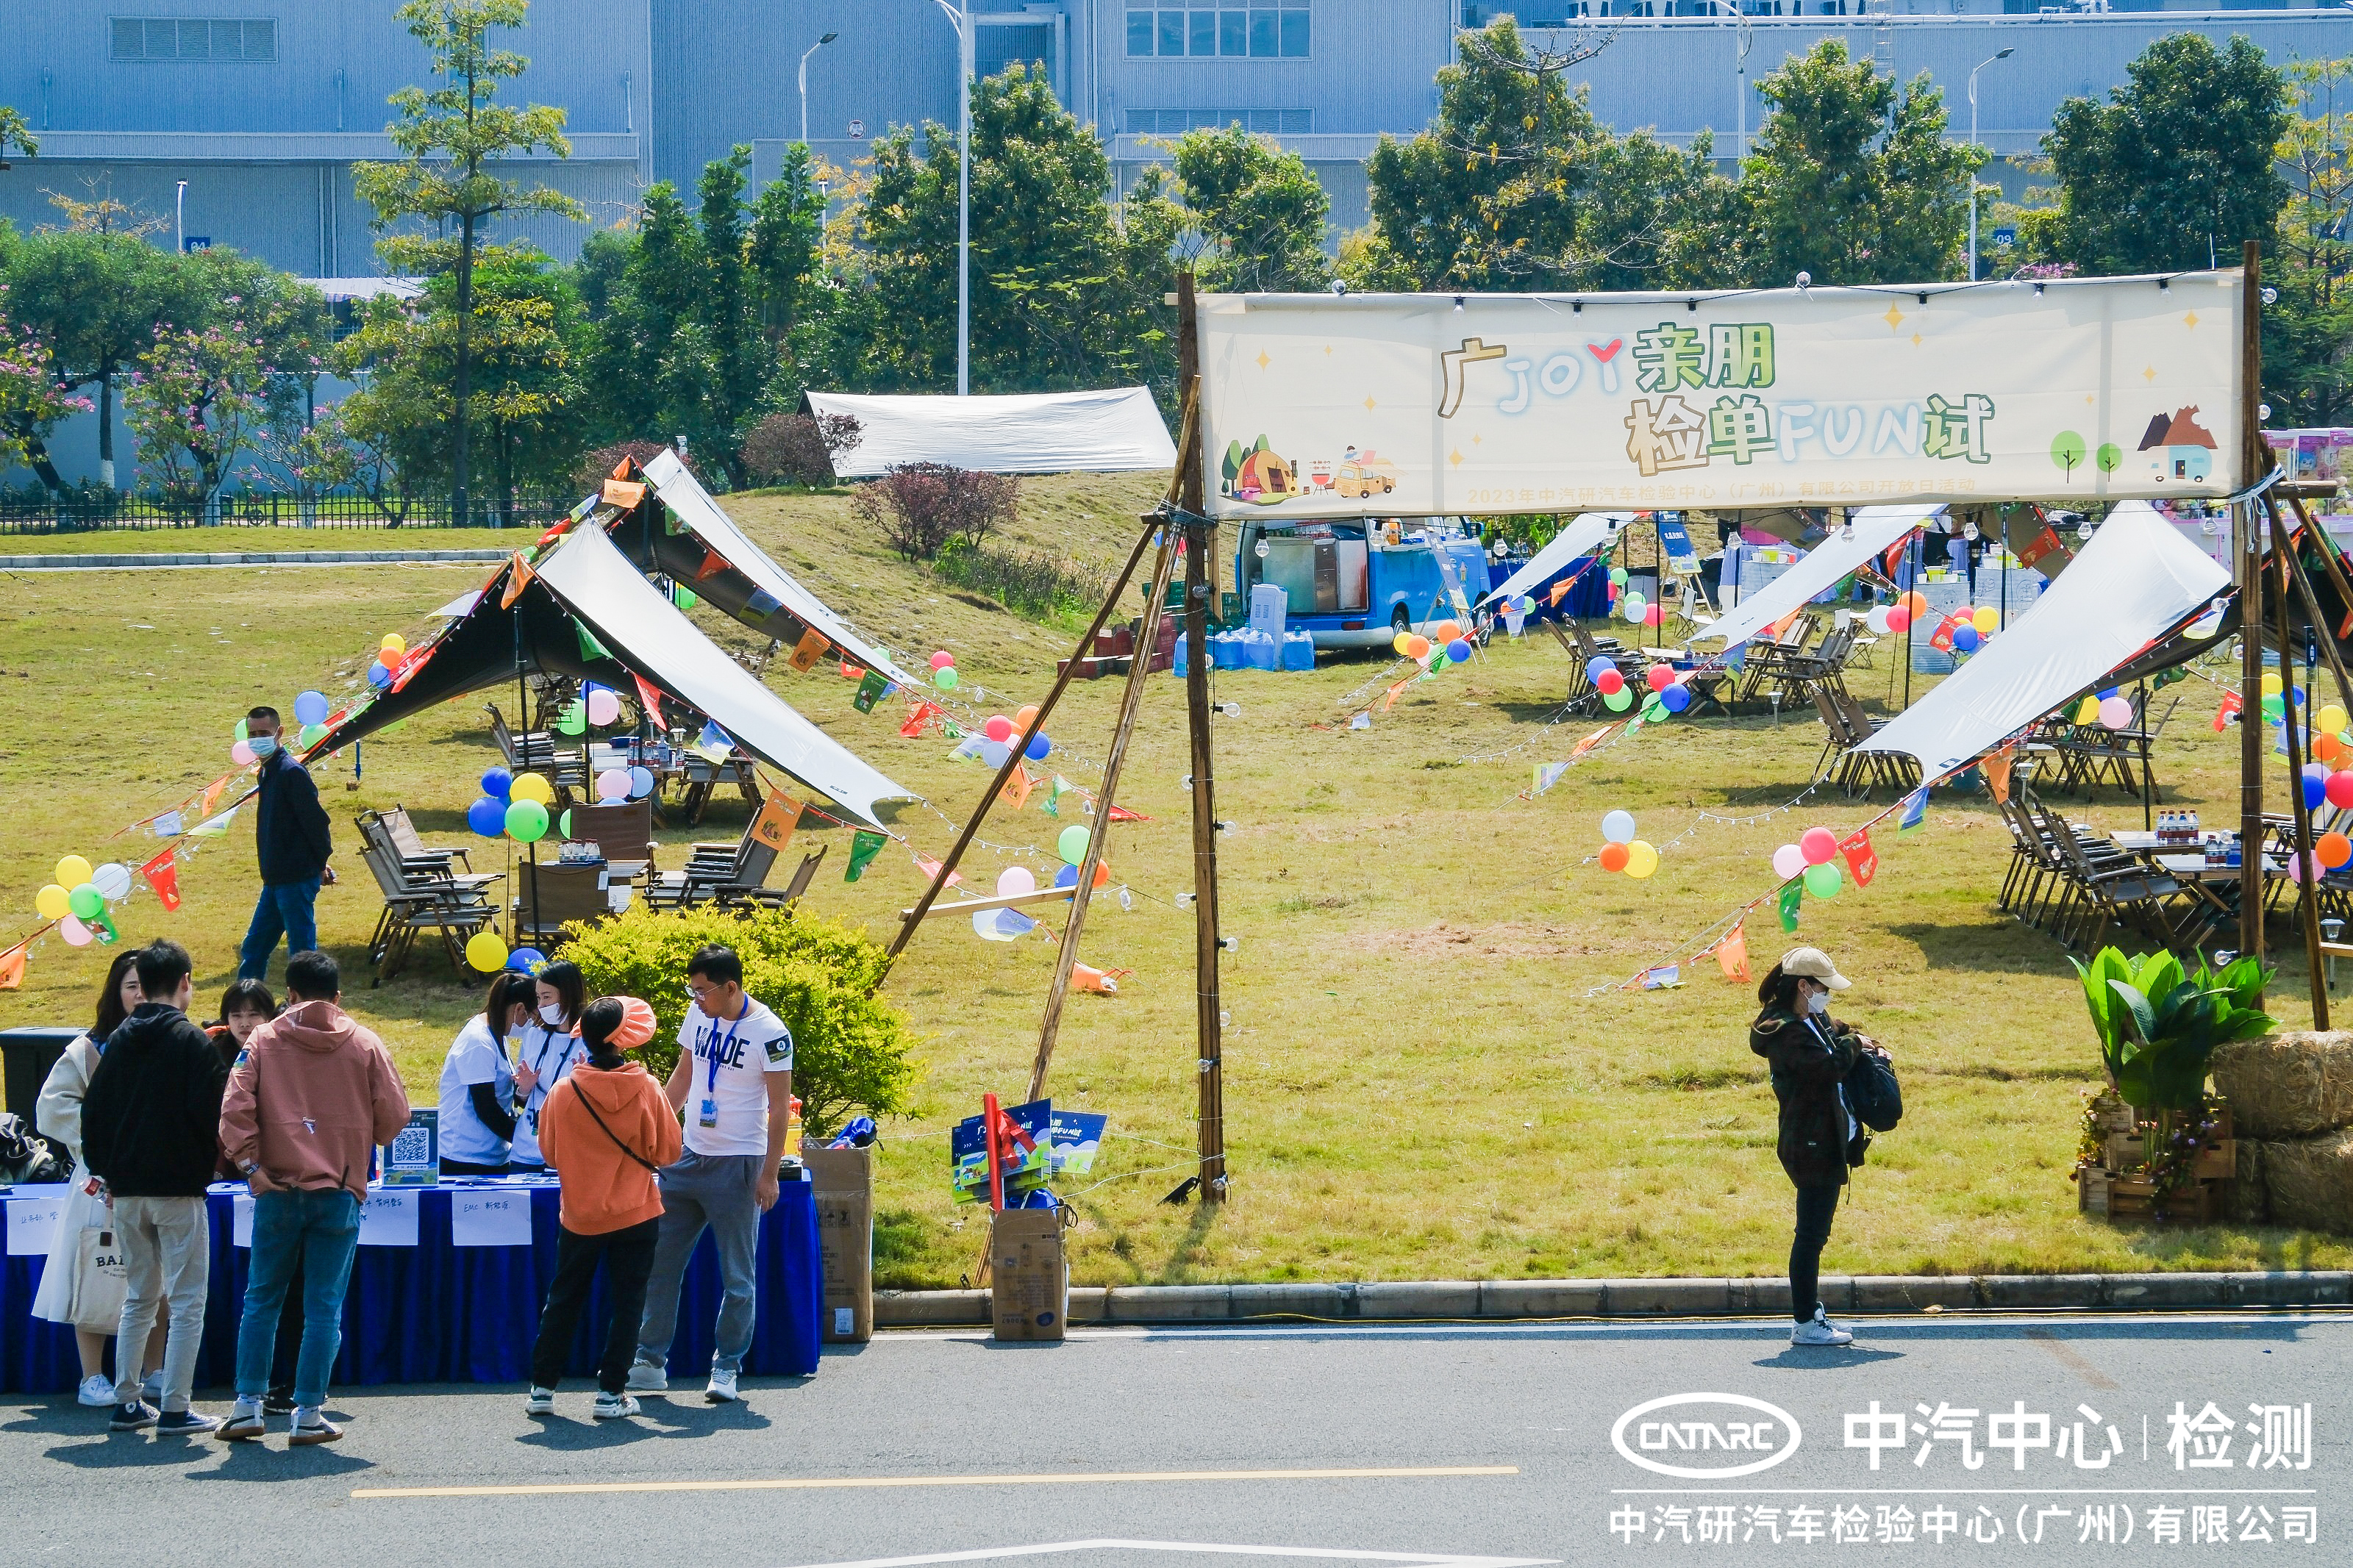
left=122, top=323, right=271, bottom=503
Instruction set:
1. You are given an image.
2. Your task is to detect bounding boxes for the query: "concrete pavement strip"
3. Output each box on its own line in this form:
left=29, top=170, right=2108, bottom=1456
left=1, top=548, right=508, bottom=570
left=874, top=1271, right=2353, bottom=1328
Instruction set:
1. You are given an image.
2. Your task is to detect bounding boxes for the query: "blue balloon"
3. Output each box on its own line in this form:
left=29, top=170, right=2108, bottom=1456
left=2306, top=774, right=2329, bottom=811
left=466, top=795, right=508, bottom=837
left=293, top=690, right=329, bottom=727
left=1053, top=864, right=1079, bottom=889
left=366, top=662, right=392, bottom=690
left=1024, top=731, right=1052, bottom=761
left=1446, top=638, right=1474, bottom=664
left=628, top=765, right=655, bottom=798
left=1660, top=683, right=1691, bottom=712
left=481, top=767, right=513, bottom=800
left=507, top=947, right=546, bottom=974
left=1585, top=655, right=1615, bottom=684
left=1952, top=626, right=1980, bottom=654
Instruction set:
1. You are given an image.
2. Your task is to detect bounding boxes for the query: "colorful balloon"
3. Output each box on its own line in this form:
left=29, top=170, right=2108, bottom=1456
left=1660, top=684, right=1691, bottom=713
left=1015, top=705, right=1040, bottom=731
left=1598, top=842, right=1631, bottom=873
left=1603, top=686, right=1634, bottom=712
left=1446, top=638, right=1473, bottom=664
left=585, top=688, right=621, bottom=727
left=596, top=767, right=631, bottom=802
left=232, top=740, right=257, bottom=767
left=68, top=884, right=103, bottom=920
left=935, top=666, right=959, bottom=690
left=2327, top=772, right=2353, bottom=810
left=1024, top=731, right=1052, bottom=761
left=380, top=633, right=407, bottom=658
left=1772, top=844, right=1807, bottom=881
left=1586, top=656, right=1615, bottom=685
left=996, top=866, right=1037, bottom=898
left=60, top=915, right=93, bottom=948
left=1972, top=606, right=1999, bottom=636
left=465, top=931, right=510, bottom=973
left=1407, top=635, right=1432, bottom=660
left=1643, top=604, right=1663, bottom=627
left=1645, top=664, right=1676, bottom=693
left=2321, top=831, right=2353, bottom=870
left=628, top=765, right=655, bottom=798
left=482, top=767, right=513, bottom=798
left=1393, top=631, right=1415, bottom=656
left=368, top=662, right=393, bottom=690
left=1435, top=620, right=1463, bottom=643
left=1602, top=810, right=1638, bottom=844
left=293, top=690, right=329, bottom=727
left=504, top=799, right=551, bottom=842
left=90, top=864, right=132, bottom=901
left=1885, top=607, right=1911, bottom=634
left=929, top=651, right=956, bottom=670
left=35, top=884, right=70, bottom=920
left=508, top=947, right=546, bottom=973
left=467, top=796, right=507, bottom=836
left=509, top=773, right=554, bottom=806
left=1952, top=627, right=1980, bottom=654
left=2321, top=704, right=2352, bottom=737
left=1865, top=606, right=1892, bottom=635
left=985, top=715, right=1014, bottom=743
left=1624, top=840, right=1660, bottom=879
left=1596, top=668, right=1626, bottom=695
left=1800, top=826, right=1839, bottom=864
left=1803, top=861, right=1843, bottom=898
left=54, top=856, right=92, bottom=889
left=1057, top=826, right=1090, bottom=865
left=2098, top=695, right=2133, bottom=730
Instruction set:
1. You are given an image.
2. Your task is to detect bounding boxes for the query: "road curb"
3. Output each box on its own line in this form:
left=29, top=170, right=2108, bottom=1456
left=874, top=1271, right=2353, bottom=1328
left=0, top=549, right=509, bottom=570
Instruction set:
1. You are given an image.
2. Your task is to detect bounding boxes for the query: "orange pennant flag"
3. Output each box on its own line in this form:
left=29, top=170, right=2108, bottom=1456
left=601, top=478, right=646, bottom=509
left=1549, top=579, right=1572, bottom=607
left=788, top=627, right=832, bottom=673
left=749, top=791, right=803, bottom=854
left=139, top=848, right=183, bottom=912
left=201, top=777, right=227, bottom=816
left=0, top=939, right=26, bottom=990
left=1714, top=920, right=1751, bottom=984
left=500, top=553, right=537, bottom=609
left=999, top=766, right=1035, bottom=812
left=1981, top=745, right=2015, bottom=804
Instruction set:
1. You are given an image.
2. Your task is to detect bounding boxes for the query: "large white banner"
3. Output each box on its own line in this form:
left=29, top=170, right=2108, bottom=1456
left=1196, top=271, right=2245, bottom=519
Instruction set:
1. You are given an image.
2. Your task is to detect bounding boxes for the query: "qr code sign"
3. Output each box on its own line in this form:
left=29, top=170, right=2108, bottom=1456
left=388, top=1125, right=430, bottom=1164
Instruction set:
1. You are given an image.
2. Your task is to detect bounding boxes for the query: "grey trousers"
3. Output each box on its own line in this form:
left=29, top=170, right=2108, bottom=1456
left=635, top=1150, right=763, bottom=1376
left=112, top=1195, right=210, bottom=1412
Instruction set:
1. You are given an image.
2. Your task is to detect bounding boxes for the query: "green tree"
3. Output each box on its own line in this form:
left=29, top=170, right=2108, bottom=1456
left=747, top=142, right=830, bottom=341
left=0, top=106, right=35, bottom=161
left=5, top=229, right=200, bottom=490
left=2268, top=58, right=2353, bottom=427
left=1735, top=39, right=1980, bottom=286
left=856, top=64, right=1172, bottom=395
left=123, top=323, right=271, bottom=508
left=0, top=305, right=92, bottom=479
left=1154, top=124, right=1331, bottom=293
left=2029, top=32, right=2290, bottom=275
left=352, top=0, right=582, bottom=523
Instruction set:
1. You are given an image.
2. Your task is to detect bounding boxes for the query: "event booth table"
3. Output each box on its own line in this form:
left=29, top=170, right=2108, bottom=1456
left=2, top=1178, right=821, bottom=1395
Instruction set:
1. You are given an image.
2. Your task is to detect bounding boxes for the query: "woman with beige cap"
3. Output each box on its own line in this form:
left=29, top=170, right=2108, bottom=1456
left=1749, top=946, right=1887, bottom=1347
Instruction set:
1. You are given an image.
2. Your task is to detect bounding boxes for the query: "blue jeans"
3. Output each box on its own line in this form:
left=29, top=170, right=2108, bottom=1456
left=238, top=1188, right=361, bottom=1408
left=636, top=1151, right=763, bottom=1375
left=238, top=877, right=321, bottom=980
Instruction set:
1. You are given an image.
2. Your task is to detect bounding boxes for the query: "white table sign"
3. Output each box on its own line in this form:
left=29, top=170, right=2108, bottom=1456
left=358, top=1188, right=420, bottom=1247
left=232, top=1192, right=255, bottom=1248
left=451, top=1188, right=533, bottom=1247
left=5, top=1194, right=65, bottom=1256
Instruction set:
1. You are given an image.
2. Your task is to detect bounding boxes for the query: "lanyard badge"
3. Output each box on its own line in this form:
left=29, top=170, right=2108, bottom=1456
left=699, top=1012, right=743, bottom=1128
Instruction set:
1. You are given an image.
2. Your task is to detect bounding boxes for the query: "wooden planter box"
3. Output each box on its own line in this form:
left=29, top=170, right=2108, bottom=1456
left=2077, top=1164, right=2229, bottom=1223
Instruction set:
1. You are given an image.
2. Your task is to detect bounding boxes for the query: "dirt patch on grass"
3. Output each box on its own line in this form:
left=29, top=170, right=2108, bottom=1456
left=1343, top=921, right=1604, bottom=959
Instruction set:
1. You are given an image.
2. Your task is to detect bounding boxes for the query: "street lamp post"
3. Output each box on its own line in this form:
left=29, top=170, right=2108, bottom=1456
left=174, top=179, right=187, bottom=254
left=1968, top=47, right=2015, bottom=282
left=798, top=32, right=838, bottom=147
left=932, top=0, right=972, bottom=395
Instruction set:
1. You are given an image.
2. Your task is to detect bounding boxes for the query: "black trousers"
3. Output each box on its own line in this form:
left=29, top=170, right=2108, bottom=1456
left=529, top=1217, right=660, bottom=1394
left=1789, top=1184, right=1842, bottom=1322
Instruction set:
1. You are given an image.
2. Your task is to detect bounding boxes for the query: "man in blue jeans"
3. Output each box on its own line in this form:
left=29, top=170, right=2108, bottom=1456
left=216, top=951, right=410, bottom=1445
left=238, top=706, right=335, bottom=982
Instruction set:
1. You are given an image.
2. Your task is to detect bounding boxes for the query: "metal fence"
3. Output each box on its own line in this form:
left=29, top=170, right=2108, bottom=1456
left=0, top=490, right=579, bottom=534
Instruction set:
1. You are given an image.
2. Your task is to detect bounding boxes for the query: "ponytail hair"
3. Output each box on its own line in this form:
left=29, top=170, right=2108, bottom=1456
left=1755, top=960, right=1804, bottom=1015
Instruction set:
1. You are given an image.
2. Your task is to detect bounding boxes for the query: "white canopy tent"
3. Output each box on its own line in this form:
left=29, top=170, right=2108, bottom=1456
left=635, top=449, right=920, bottom=690
left=1696, top=506, right=1944, bottom=654
left=806, top=387, right=1176, bottom=477
left=1854, top=501, right=2231, bottom=780
left=1476, top=512, right=1636, bottom=610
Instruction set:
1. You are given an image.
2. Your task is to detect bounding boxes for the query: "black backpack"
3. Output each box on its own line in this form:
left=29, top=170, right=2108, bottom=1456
left=1846, top=1048, right=1903, bottom=1133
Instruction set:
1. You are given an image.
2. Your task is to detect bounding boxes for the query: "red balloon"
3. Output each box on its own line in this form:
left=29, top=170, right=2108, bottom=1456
left=1645, top=664, right=1676, bottom=692
left=1885, top=606, right=1912, bottom=634
left=1596, top=668, right=1625, bottom=695
left=1643, top=604, right=1664, bottom=626
left=2327, top=772, right=2353, bottom=810
left=1800, top=826, right=1839, bottom=865
left=1598, top=842, right=1631, bottom=873
left=984, top=715, right=1013, bottom=743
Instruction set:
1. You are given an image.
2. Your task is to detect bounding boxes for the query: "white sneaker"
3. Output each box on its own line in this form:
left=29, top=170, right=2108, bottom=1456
left=525, top=1386, right=555, bottom=1416
left=704, top=1367, right=738, bottom=1404
left=77, top=1374, right=116, bottom=1408
left=592, top=1392, right=641, bottom=1420
left=624, top=1361, right=667, bottom=1393
left=1791, top=1307, right=1854, bottom=1347
left=141, top=1371, right=165, bottom=1404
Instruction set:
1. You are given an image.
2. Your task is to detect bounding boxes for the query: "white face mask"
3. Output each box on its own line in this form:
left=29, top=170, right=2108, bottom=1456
left=538, top=1002, right=566, bottom=1026
left=1806, top=991, right=1832, bottom=1016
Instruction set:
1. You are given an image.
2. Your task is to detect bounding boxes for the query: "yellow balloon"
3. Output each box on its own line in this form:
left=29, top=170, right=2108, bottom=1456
left=465, top=931, right=509, bottom=973
left=1971, top=606, right=1998, bottom=635
left=2319, top=704, right=2349, bottom=737
left=508, top=773, right=554, bottom=806
left=2262, top=672, right=2284, bottom=697
left=2076, top=697, right=2101, bottom=725
left=380, top=633, right=407, bottom=657
left=1624, top=840, right=1660, bottom=879
left=54, top=856, right=93, bottom=889
left=35, top=884, right=70, bottom=920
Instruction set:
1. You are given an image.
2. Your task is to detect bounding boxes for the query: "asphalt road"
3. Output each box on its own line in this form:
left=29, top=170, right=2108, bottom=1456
left=4, top=1312, right=2342, bottom=1568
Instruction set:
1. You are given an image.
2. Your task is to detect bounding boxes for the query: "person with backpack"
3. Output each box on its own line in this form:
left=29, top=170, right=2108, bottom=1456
left=528, top=996, right=678, bottom=1420
left=1749, top=946, right=1893, bottom=1348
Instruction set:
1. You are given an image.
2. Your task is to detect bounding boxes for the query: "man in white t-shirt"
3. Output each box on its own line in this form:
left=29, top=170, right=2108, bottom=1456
left=627, top=943, right=791, bottom=1404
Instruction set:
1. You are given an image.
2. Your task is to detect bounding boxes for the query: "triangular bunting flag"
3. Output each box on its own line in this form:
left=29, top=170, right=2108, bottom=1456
left=632, top=673, right=668, bottom=729
left=139, top=848, right=183, bottom=912
left=201, top=778, right=227, bottom=815
left=1044, top=775, right=1074, bottom=817
left=499, top=552, right=536, bottom=609
left=0, top=939, right=26, bottom=990
left=1839, top=828, right=1878, bottom=888
left=151, top=811, right=184, bottom=838
left=1534, top=761, right=1570, bottom=795
left=853, top=671, right=889, bottom=714
left=695, top=547, right=730, bottom=581
left=575, top=620, right=612, bottom=662
left=1981, top=745, right=2015, bottom=804
left=1107, top=804, right=1149, bottom=823
left=1349, top=710, right=1372, bottom=731
left=844, top=828, right=888, bottom=883
left=189, top=806, right=239, bottom=838
left=913, top=855, right=963, bottom=890
left=1898, top=787, right=1928, bottom=833
left=1777, top=881, right=1803, bottom=932
left=1549, top=579, right=1571, bottom=607
left=999, top=767, right=1035, bottom=812
left=1715, top=920, right=1751, bottom=984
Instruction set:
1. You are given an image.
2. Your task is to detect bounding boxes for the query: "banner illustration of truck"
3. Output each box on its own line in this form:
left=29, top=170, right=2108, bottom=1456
left=1194, top=271, right=2246, bottom=519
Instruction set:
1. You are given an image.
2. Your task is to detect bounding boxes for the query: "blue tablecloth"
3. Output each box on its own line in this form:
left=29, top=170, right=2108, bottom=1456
left=3, top=1179, right=821, bottom=1394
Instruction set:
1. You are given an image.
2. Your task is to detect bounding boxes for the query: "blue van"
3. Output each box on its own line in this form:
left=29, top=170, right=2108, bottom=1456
left=1232, top=518, right=1493, bottom=650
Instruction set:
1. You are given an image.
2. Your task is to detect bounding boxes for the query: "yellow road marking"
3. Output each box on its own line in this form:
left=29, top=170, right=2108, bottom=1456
left=353, top=1465, right=1519, bottom=1500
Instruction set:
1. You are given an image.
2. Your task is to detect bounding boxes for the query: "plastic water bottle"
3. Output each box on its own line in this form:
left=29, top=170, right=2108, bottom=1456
left=1282, top=629, right=1315, bottom=672
left=1246, top=629, right=1279, bottom=670
left=1173, top=631, right=1189, bottom=678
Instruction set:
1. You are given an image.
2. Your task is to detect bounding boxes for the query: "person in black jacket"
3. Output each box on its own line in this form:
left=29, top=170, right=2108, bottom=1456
left=238, top=705, right=335, bottom=982
left=82, top=939, right=232, bottom=1433
left=1748, top=945, right=1888, bottom=1348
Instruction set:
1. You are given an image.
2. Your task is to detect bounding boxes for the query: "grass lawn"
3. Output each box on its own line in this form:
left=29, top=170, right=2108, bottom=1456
left=0, top=525, right=528, bottom=555
left=3, top=477, right=2343, bottom=1291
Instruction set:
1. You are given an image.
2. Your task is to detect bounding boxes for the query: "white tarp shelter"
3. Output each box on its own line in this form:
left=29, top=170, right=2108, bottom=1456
left=1696, top=506, right=1942, bottom=653
left=1477, top=512, right=1637, bottom=609
left=807, top=387, right=1176, bottom=477
left=1854, top=501, right=2231, bottom=780
left=635, top=449, right=920, bottom=690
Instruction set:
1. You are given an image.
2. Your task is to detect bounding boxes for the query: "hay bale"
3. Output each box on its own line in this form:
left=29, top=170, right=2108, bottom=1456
left=2227, top=1139, right=2268, bottom=1225
left=2257, top=1131, right=2353, bottom=1236
left=2211, top=1032, right=2353, bottom=1138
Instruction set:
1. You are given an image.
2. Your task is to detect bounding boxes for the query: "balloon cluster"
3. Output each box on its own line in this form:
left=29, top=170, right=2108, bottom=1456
left=1866, top=595, right=2002, bottom=656
left=1584, top=656, right=1630, bottom=709
left=231, top=692, right=334, bottom=765
left=469, top=768, right=554, bottom=843
left=1771, top=827, right=1846, bottom=898
left=2258, top=671, right=2307, bottom=727
left=464, top=931, right=548, bottom=975
left=929, top=649, right=960, bottom=691
left=365, top=632, right=405, bottom=691
left=981, top=706, right=1052, bottom=767
left=1390, top=620, right=1473, bottom=670
left=1596, top=809, right=1659, bottom=879
left=2069, top=687, right=2135, bottom=731
left=553, top=683, right=627, bottom=737
left=1607, top=566, right=1662, bottom=629
left=32, top=854, right=133, bottom=947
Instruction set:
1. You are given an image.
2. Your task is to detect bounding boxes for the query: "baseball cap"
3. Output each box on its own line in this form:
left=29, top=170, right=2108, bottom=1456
left=1779, top=946, right=1851, bottom=990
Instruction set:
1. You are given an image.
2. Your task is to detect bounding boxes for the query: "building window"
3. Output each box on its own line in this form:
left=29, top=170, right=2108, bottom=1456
left=110, top=17, right=277, bottom=62
left=976, top=22, right=1054, bottom=81
left=1126, top=1, right=1309, bottom=59
left=1126, top=108, right=1313, bottom=135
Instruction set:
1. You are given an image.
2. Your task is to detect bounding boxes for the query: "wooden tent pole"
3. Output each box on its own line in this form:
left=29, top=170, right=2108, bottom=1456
left=2269, top=501, right=2331, bottom=1028
left=2238, top=242, right=2267, bottom=973
left=1175, top=273, right=1228, bottom=1204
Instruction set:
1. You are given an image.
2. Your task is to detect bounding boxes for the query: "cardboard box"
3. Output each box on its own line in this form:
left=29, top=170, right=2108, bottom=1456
left=804, top=1146, right=874, bottom=1343
left=990, top=1207, right=1068, bottom=1342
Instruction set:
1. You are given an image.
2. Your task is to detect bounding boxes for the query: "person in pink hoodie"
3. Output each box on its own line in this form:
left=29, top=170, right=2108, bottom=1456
left=215, top=951, right=409, bottom=1447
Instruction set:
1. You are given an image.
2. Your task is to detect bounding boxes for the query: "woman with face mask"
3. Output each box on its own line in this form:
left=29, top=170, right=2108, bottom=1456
left=1749, top=947, right=1888, bottom=1348
left=437, top=973, right=539, bottom=1177
left=507, top=961, right=588, bottom=1174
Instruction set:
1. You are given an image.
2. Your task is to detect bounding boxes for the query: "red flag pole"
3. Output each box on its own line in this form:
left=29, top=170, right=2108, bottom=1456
left=982, top=1091, right=1004, bottom=1211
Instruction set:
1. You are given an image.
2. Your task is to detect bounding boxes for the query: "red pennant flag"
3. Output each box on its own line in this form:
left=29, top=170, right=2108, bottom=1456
left=1713, top=920, right=1751, bottom=984
left=632, top=673, right=668, bottom=729
left=499, top=552, right=537, bottom=609
left=140, top=848, right=183, bottom=911
left=840, top=659, right=860, bottom=679
left=913, top=854, right=963, bottom=889
left=1840, top=828, right=1878, bottom=888
left=1106, top=804, right=1150, bottom=823
left=0, top=938, right=26, bottom=990
left=694, top=548, right=730, bottom=582
left=2213, top=690, right=2243, bottom=733
left=899, top=701, right=943, bottom=739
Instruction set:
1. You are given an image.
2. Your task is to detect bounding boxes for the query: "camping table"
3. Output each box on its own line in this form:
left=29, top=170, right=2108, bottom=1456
left=2, top=1177, right=821, bottom=1395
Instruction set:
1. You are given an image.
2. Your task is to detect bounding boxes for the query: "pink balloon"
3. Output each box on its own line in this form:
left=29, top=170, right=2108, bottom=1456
left=1801, top=826, right=1840, bottom=865
left=1885, top=607, right=1912, bottom=634
left=231, top=740, right=256, bottom=767
left=2098, top=695, right=2133, bottom=730
left=1771, top=844, right=1807, bottom=881
left=586, top=689, right=621, bottom=727
left=1643, top=603, right=1663, bottom=626
left=60, top=914, right=92, bottom=947
left=2286, top=851, right=2324, bottom=884
left=929, top=650, right=954, bottom=670
left=985, top=715, right=1014, bottom=743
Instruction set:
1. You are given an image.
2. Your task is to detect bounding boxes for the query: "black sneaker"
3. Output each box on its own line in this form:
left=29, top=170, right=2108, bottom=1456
left=263, top=1388, right=296, bottom=1416
left=156, top=1409, right=221, bottom=1436
left=110, top=1400, right=158, bottom=1432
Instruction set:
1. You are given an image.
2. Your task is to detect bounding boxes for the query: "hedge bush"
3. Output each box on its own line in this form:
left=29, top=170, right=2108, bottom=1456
left=561, top=903, right=919, bottom=1139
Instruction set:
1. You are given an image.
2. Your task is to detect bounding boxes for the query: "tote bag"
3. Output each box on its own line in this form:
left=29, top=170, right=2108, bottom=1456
left=71, top=1225, right=130, bottom=1332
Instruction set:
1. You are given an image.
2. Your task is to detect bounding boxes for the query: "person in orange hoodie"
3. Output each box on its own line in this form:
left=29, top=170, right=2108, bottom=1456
left=527, top=995, right=680, bottom=1420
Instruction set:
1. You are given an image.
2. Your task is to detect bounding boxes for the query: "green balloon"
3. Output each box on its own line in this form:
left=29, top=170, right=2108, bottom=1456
left=554, top=701, right=587, bottom=735
left=1642, top=694, right=1668, bottom=723
left=1609, top=566, right=1629, bottom=586
left=505, top=798, right=551, bottom=843
left=1057, top=826, right=1090, bottom=865
left=935, top=666, right=960, bottom=690
left=671, top=584, right=699, bottom=611
left=68, top=883, right=104, bottom=920
left=1802, top=862, right=1842, bottom=899
left=558, top=809, right=573, bottom=840
left=1603, top=685, right=1634, bottom=712
left=298, top=722, right=328, bottom=749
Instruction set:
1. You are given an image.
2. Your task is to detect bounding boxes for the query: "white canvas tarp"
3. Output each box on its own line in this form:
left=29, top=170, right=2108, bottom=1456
left=1854, top=501, right=2231, bottom=779
left=1477, top=512, right=1636, bottom=609
left=1698, top=506, right=1940, bottom=652
left=534, top=523, right=913, bottom=826
left=1196, top=271, right=2246, bottom=518
left=807, top=387, right=1176, bottom=477
left=636, top=450, right=919, bottom=690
